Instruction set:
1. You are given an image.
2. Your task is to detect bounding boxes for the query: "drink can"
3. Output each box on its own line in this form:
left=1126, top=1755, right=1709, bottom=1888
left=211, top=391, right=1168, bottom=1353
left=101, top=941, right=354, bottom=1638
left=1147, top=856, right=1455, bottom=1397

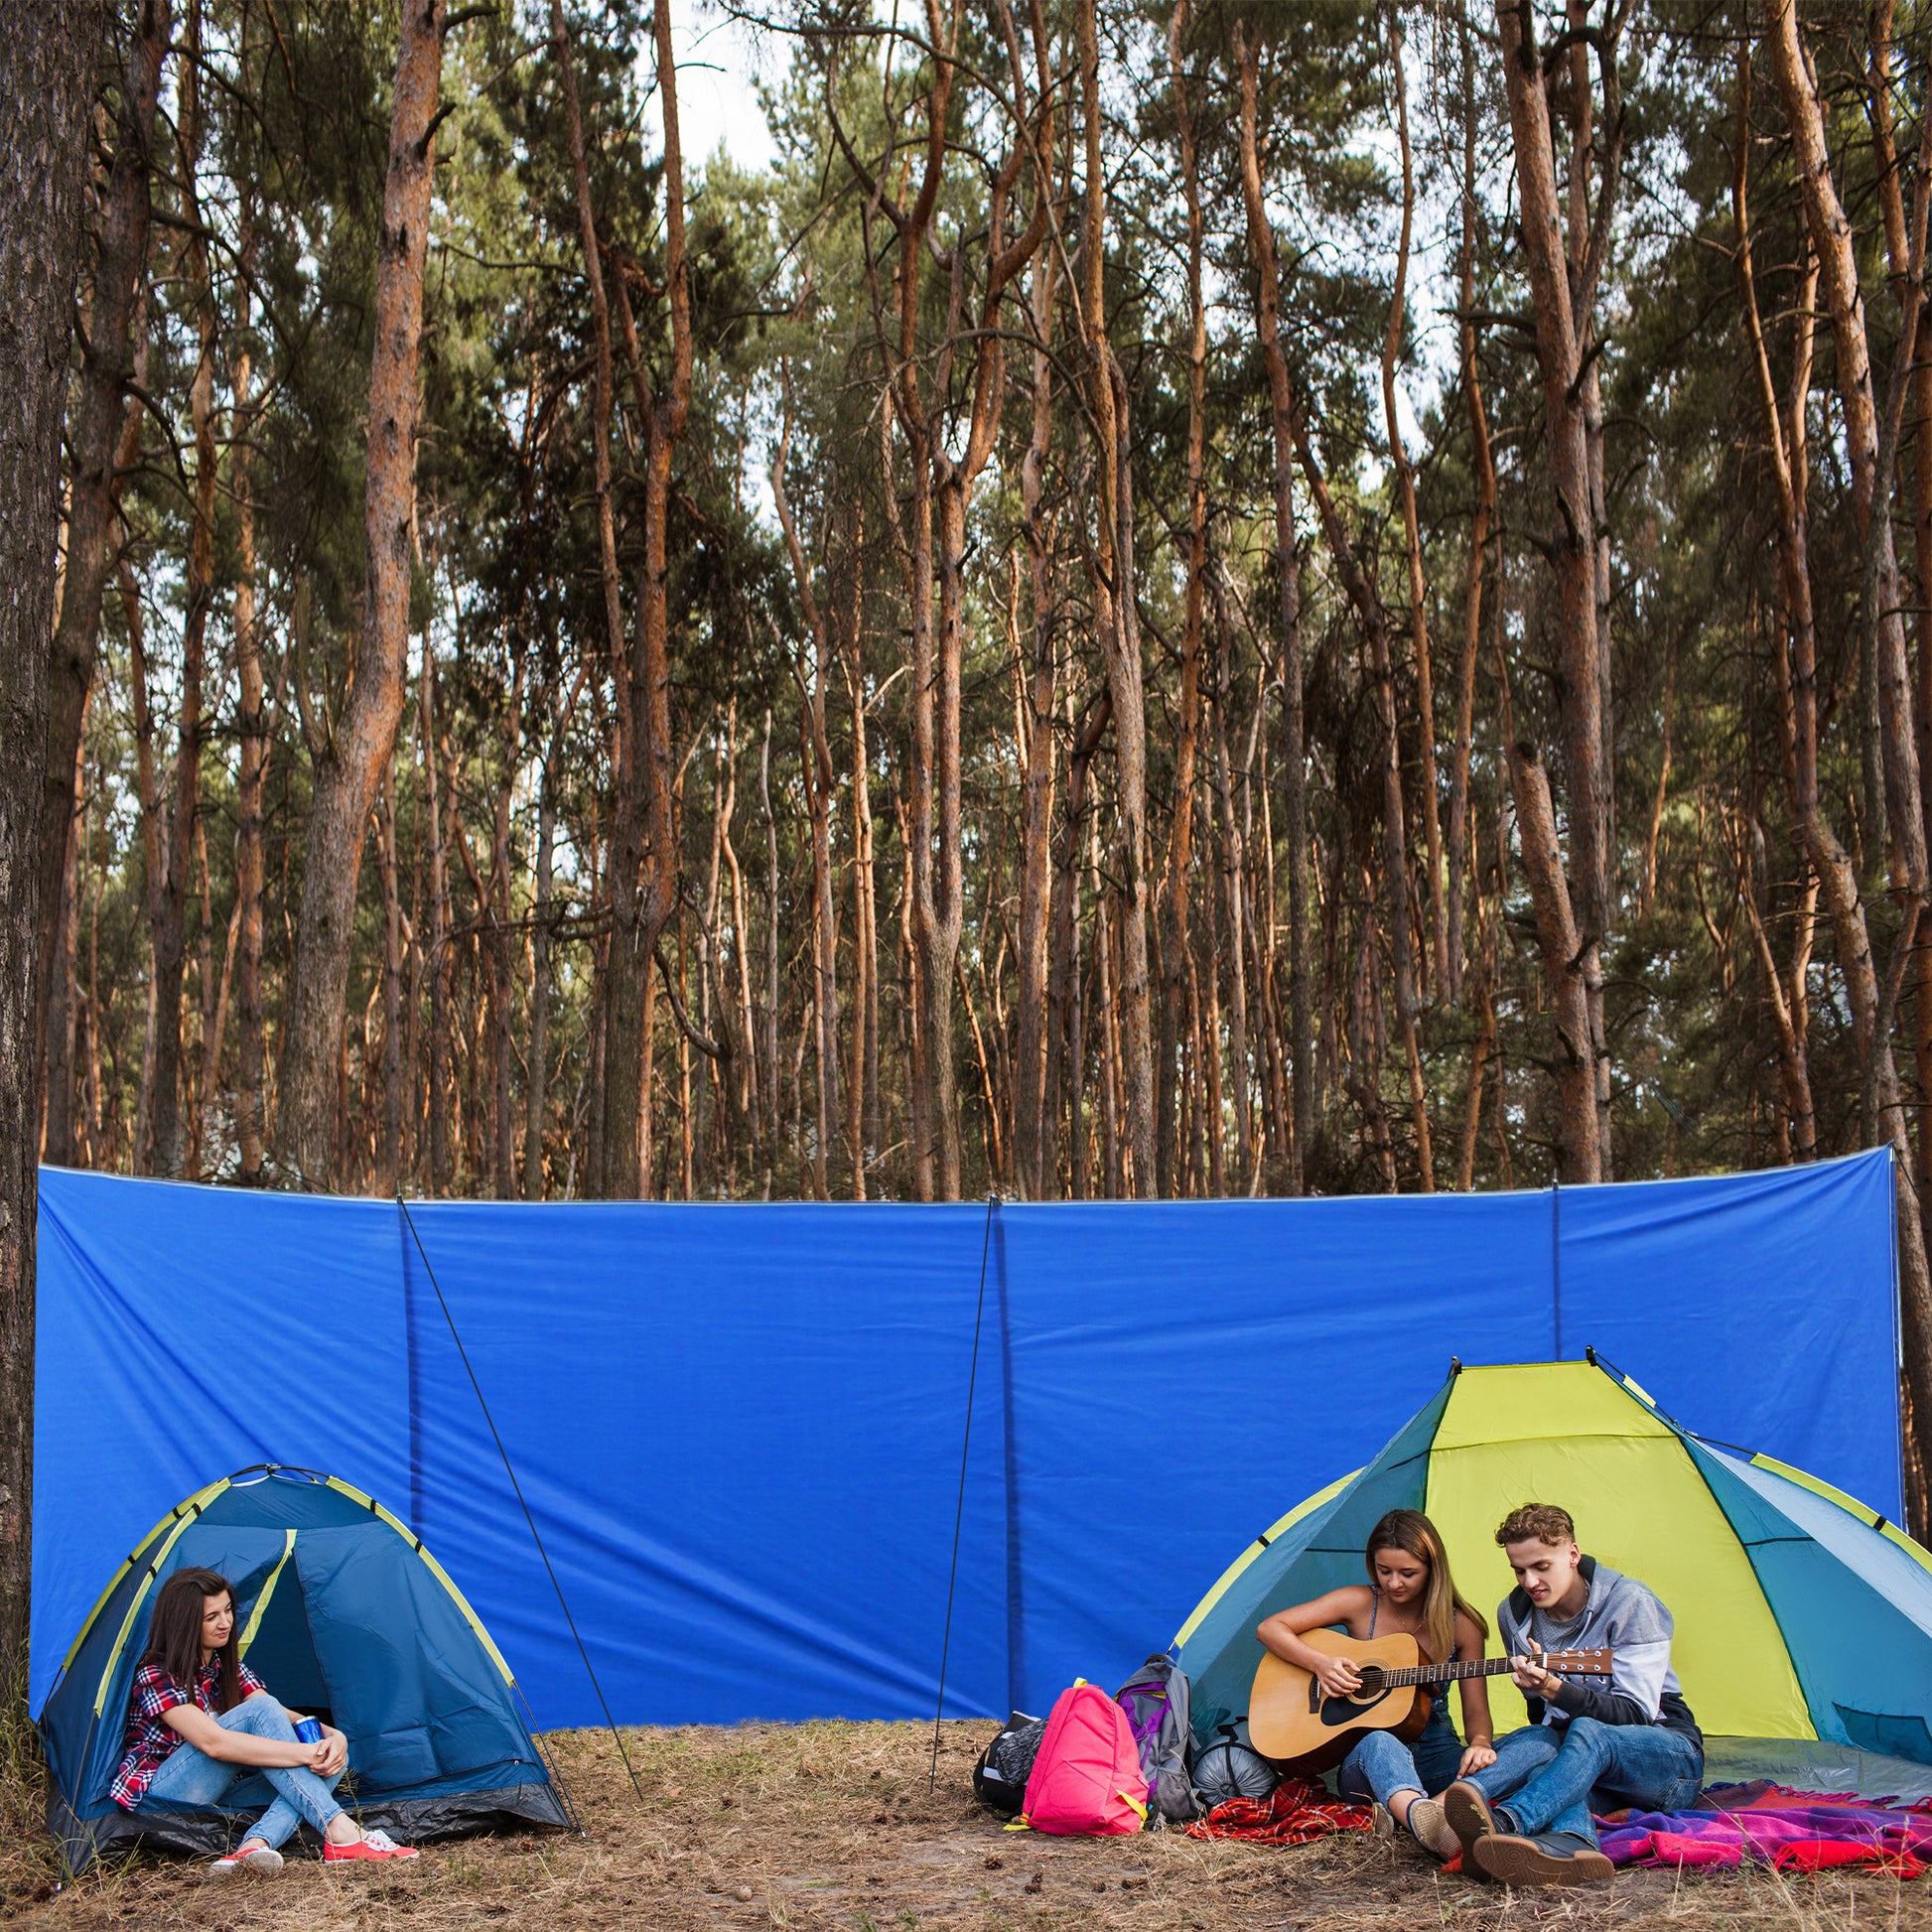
left=294, top=1718, right=324, bottom=1745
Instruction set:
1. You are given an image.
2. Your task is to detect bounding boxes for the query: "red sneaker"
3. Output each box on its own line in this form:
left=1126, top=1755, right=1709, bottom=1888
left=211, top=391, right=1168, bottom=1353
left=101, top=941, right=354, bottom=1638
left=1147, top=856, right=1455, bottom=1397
left=324, top=1829, right=420, bottom=1863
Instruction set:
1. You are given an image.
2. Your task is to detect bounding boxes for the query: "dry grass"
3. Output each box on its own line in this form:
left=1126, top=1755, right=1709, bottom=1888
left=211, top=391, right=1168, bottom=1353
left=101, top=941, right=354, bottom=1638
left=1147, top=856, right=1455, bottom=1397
left=6, top=1720, right=1931, bottom=1931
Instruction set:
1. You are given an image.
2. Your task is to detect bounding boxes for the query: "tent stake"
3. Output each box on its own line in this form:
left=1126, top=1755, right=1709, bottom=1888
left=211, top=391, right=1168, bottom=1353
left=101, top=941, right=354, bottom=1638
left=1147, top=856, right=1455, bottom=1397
left=398, top=1193, right=648, bottom=1807
left=930, top=1191, right=999, bottom=1793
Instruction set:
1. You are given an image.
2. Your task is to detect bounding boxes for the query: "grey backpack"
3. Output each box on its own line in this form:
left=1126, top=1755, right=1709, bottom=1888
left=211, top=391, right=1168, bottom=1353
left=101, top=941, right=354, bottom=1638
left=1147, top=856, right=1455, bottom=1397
left=1113, top=1654, right=1198, bottom=1823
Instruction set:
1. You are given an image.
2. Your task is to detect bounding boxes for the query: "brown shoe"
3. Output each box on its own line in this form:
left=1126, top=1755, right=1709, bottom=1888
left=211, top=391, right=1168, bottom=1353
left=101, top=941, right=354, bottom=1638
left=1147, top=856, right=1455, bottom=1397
left=1472, top=1831, right=1614, bottom=1887
left=1443, top=1781, right=1498, bottom=1867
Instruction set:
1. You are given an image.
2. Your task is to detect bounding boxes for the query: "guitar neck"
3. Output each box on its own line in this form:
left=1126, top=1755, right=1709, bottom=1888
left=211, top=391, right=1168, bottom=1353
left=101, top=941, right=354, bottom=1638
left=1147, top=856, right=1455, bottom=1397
left=1380, top=1654, right=1602, bottom=1689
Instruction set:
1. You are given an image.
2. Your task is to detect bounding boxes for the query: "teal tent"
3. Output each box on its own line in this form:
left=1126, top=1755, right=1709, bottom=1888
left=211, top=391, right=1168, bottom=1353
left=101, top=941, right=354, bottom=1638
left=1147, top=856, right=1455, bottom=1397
left=1173, top=1360, right=1932, bottom=1800
left=39, top=1465, right=573, bottom=1870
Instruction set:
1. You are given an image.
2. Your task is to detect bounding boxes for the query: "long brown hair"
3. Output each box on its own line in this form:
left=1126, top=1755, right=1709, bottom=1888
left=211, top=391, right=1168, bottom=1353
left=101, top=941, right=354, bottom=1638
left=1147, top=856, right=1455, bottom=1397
left=142, top=1567, right=244, bottom=1713
left=1364, top=1509, right=1489, bottom=1664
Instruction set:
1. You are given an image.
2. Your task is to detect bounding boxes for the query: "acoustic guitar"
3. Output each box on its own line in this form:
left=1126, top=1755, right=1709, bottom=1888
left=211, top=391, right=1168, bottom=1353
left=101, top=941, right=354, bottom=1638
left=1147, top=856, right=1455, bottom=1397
left=1247, top=1629, right=1614, bottom=1773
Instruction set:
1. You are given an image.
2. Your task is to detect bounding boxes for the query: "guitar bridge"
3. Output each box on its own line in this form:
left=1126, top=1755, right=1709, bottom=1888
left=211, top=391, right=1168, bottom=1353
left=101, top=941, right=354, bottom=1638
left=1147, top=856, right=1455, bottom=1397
left=1308, top=1677, right=1319, bottom=1715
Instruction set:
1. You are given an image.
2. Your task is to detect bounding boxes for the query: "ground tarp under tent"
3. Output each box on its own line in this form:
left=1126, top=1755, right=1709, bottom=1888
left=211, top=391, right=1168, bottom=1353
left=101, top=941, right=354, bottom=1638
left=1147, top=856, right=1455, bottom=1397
left=38, top=1464, right=572, bottom=1871
left=33, top=1148, right=1905, bottom=1729
left=1174, top=1358, right=1932, bottom=1800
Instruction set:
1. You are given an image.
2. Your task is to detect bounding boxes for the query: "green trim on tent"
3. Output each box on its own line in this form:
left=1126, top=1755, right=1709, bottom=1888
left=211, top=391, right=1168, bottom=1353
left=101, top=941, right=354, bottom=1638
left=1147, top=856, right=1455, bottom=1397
left=322, top=1476, right=517, bottom=1685
left=1172, top=1468, right=1359, bottom=1650
left=60, top=1477, right=230, bottom=1676
left=92, top=1482, right=233, bottom=1717
left=236, top=1530, right=297, bottom=1658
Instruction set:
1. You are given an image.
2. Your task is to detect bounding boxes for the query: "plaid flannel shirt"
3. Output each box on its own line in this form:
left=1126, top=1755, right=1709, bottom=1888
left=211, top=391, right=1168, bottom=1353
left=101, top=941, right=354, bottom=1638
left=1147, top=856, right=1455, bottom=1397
left=111, top=1655, right=267, bottom=1809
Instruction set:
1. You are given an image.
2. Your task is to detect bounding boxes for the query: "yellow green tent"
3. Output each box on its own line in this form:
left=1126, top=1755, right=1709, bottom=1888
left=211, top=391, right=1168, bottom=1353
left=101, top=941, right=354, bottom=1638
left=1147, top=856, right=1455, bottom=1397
left=1173, top=1359, right=1932, bottom=1796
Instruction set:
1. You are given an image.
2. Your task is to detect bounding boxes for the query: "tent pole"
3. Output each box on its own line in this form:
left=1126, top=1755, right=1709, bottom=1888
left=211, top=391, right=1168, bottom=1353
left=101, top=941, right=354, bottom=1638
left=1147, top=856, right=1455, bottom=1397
left=397, top=1193, right=647, bottom=1806
left=931, top=1192, right=999, bottom=1792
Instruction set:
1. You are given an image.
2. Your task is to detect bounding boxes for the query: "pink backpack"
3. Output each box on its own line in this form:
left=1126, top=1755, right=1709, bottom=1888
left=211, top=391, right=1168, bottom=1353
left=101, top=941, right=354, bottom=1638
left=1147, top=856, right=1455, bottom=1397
left=1012, top=1682, right=1150, bottom=1836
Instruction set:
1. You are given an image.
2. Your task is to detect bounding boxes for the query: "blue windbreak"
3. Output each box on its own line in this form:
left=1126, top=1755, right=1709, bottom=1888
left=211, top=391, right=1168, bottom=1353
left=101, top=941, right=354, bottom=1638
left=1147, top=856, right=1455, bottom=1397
left=35, top=1150, right=1900, bottom=1723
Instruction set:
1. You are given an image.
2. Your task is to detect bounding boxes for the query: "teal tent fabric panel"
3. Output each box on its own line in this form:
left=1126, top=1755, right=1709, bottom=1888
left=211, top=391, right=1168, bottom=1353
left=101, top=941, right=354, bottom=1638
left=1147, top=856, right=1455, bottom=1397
left=32, top=1171, right=412, bottom=1713
left=292, top=1528, right=544, bottom=1791
left=1691, top=1444, right=1932, bottom=1763
left=34, top=1153, right=1901, bottom=1727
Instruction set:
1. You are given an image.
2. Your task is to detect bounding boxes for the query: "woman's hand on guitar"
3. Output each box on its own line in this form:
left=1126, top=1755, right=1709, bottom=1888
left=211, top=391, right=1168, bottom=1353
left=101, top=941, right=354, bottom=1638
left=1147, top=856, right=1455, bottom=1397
left=1457, top=1741, right=1497, bottom=1775
left=1312, top=1656, right=1364, bottom=1699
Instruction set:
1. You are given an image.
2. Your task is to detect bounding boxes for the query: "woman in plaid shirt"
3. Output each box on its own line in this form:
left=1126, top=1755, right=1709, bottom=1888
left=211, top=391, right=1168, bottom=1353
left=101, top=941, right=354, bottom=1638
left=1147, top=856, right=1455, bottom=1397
left=113, top=1566, right=421, bottom=1876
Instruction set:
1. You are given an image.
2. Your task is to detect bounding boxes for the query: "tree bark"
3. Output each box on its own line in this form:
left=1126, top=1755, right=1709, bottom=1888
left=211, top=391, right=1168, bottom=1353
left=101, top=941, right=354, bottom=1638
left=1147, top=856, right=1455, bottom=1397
left=1381, top=10, right=1446, bottom=1002
left=149, top=6, right=218, bottom=1176
left=276, top=0, right=444, bottom=1184
left=1232, top=28, right=1312, bottom=1188
left=1493, top=0, right=1615, bottom=1183
left=1447, top=3, right=1493, bottom=1010
left=1013, top=248, right=1058, bottom=1200
left=1074, top=0, right=1155, bottom=1195
left=232, top=187, right=268, bottom=1183
left=1157, top=0, right=1205, bottom=1198
left=37, top=0, right=169, bottom=1103
left=600, top=1, right=692, bottom=1197
left=1508, top=740, right=1598, bottom=1179
left=1, top=0, right=105, bottom=1717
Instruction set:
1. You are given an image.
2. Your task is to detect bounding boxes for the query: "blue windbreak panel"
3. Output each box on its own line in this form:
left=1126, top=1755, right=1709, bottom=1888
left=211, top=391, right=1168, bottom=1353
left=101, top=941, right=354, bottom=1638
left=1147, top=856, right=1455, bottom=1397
left=33, top=1172, right=411, bottom=1713
left=401, top=1200, right=1013, bottom=1729
left=1557, top=1155, right=1900, bottom=1514
left=34, top=1153, right=1900, bottom=1725
left=999, top=1194, right=1541, bottom=1706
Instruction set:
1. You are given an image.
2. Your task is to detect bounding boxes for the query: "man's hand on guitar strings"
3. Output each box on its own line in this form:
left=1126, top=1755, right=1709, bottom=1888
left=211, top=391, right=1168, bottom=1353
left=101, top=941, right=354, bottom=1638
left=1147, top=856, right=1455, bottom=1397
left=1510, top=1649, right=1564, bottom=1697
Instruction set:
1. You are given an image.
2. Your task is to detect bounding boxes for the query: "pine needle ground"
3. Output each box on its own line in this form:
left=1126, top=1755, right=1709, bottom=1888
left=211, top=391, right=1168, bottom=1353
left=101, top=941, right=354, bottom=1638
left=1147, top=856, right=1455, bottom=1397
left=6, top=1721, right=1930, bottom=1932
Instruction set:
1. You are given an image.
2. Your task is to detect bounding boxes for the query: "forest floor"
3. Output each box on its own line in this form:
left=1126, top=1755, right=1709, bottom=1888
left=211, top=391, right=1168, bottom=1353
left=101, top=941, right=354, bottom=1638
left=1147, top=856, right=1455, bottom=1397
left=6, top=1719, right=1930, bottom=1932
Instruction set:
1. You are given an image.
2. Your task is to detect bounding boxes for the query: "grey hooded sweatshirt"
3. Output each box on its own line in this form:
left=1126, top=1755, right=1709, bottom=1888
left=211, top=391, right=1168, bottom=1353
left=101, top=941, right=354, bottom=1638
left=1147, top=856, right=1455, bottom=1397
left=1495, top=1555, right=1703, bottom=1745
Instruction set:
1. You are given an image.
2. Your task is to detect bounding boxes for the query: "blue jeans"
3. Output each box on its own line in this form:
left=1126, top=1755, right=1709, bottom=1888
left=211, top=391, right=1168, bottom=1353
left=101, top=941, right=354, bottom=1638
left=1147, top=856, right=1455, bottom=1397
left=1466, top=1719, right=1704, bottom=1847
left=1337, top=1699, right=1465, bottom=1806
left=139, top=1696, right=345, bottom=1851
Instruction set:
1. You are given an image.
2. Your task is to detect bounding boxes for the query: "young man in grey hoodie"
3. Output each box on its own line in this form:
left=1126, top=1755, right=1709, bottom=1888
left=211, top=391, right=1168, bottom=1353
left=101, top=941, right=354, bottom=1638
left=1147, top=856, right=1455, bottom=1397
left=1441, top=1503, right=1704, bottom=1886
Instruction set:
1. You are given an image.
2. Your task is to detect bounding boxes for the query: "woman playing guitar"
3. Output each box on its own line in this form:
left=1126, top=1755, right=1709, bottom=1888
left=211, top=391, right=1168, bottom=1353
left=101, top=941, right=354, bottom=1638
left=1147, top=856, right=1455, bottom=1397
left=1256, top=1509, right=1493, bottom=1861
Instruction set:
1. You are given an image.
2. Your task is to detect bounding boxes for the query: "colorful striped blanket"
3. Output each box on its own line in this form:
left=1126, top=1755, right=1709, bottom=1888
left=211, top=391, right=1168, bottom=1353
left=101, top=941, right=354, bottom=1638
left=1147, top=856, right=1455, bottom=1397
left=1598, top=1782, right=1932, bottom=1875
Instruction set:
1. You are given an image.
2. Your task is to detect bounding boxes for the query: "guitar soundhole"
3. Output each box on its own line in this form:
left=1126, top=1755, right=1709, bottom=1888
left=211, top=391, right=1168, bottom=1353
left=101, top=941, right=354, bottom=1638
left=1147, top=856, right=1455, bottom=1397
left=1353, top=1668, right=1386, bottom=1699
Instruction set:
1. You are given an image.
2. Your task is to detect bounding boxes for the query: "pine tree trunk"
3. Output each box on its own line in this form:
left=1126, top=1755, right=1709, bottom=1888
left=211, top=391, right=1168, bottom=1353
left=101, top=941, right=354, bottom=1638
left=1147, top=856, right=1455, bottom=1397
left=1381, top=11, right=1446, bottom=1002
left=277, top=0, right=443, bottom=1184
left=150, top=11, right=218, bottom=1177
left=1157, top=1, right=1205, bottom=1198
left=0, top=0, right=106, bottom=1715
left=1447, top=5, right=1492, bottom=1011
left=1493, top=0, right=1613, bottom=1185
left=37, top=0, right=168, bottom=1091
left=1232, top=29, right=1312, bottom=1188
left=1013, top=252, right=1057, bottom=1200
left=600, top=4, right=692, bottom=1197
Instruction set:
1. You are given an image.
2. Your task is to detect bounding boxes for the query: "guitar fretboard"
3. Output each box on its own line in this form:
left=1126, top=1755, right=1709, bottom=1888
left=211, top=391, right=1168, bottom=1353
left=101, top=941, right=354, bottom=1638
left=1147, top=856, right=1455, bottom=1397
left=1374, top=1653, right=1605, bottom=1689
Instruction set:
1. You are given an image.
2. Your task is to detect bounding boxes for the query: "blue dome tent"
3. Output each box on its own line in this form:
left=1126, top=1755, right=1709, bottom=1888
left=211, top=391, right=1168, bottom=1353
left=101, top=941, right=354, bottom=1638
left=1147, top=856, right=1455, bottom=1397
left=38, top=1465, right=573, bottom=1870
